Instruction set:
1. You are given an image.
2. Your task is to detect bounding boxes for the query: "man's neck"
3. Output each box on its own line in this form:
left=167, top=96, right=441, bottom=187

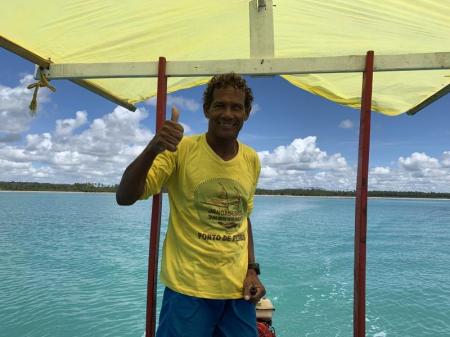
left=205, top=133, right=238, bottom=161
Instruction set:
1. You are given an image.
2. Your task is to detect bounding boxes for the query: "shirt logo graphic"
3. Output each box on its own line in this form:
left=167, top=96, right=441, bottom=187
left=195, top=178, right=247, bottom=231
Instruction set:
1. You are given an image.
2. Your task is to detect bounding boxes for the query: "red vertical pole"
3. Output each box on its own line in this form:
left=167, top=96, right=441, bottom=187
left=354, top=50, right=374, bottom=337
left=145, top=57, right=167, bottom=337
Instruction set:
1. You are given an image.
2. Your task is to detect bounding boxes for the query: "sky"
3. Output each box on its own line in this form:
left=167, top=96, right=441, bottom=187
left=1, top=48, right=449, bottom=192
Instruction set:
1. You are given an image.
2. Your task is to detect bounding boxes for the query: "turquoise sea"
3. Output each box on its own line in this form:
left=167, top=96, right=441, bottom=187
left=1, top=192, right=449, bottom=337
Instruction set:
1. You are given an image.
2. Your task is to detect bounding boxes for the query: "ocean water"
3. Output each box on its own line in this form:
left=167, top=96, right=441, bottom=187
left=1, top=192, right=449, bottom=337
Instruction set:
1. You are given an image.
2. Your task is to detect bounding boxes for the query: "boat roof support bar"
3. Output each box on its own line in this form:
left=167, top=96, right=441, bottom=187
left=0, top=36, right=136, bottom=112
left=0, top=36, right=50, bottom=68
left=70, top=79, right=136, bottom=111
left=353, top=50, right=374, bottom=337
left=406, top=83, right=450, bottom=115
left=44, top=52, right=450, bottom=79
left=146, top=57, right=167, bottom=337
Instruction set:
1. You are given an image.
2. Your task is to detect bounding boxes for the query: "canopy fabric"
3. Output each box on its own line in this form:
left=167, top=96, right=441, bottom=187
left=1, top=0, right=449, bottom=115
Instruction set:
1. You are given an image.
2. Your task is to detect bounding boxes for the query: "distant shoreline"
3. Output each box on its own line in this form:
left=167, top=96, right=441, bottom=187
left=0, top=182, right=116, bottom=193
left=255, top=194, right=450, bottom=201
left=2, top=190, right=450, bottom=201
left=0, top=190, right=114, bottom=194
left=1, top=181, right=450, bottom=199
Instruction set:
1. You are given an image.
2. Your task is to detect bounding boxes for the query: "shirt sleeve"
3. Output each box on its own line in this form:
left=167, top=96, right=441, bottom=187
left=139, top=149, right=177, bottom=200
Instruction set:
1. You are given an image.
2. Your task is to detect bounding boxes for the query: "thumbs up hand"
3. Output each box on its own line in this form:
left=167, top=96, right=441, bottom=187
left=170, top=105, right=180, bottom=123
left=150, top=106, right=184, bottom=154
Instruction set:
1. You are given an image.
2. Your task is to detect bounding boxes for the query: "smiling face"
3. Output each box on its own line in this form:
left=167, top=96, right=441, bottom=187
left=204, top=87, right=249, bottom=142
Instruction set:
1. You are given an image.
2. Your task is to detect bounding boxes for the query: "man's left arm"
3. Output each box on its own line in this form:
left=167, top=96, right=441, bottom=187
left=243, top=217, right=266, bottom=303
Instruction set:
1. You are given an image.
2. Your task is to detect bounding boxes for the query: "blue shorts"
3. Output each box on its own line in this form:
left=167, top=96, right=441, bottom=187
left=156, top=287, right=257, bottom=337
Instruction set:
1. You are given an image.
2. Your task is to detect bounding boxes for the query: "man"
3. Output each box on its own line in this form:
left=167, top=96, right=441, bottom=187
left=116, top=73, right=265, bottom=337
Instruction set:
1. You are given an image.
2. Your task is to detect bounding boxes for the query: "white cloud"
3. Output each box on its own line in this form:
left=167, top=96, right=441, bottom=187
left=146, top=94, right=200, bottom=112
left=168, top=96, right=200, bottom=112
left=0, top=133, right=21, bottom=143
left=180, top=122, right=192, bottom=134
left=144, top=94, right=195, bottom=133
left=260, top=166, right=278, bottom=178
left=398, top=152, right=440, bottom=171
left=0, top=74, right=51, bottom=135
left=371, top=166, right=390, bottom=175
left=339, top=119, right=354, bottom=129
left=26, top=132, right=52, bottom=149
left=0, top=106, right=154, bottom=183
left=55, top=111, right=87, bottom=137
left=259, top=137, right=348, bottom=171
left=441, top=151, right=450, bottom=168
left=368, top=152, right=450, bottom=192
left=257, top=139, right=450, bottom=192
left=258, top=137, right=353, bottom=190
left=0, top=145, right=28, bottom=162
left=397, top=152, right=446, bottom=180
left=1, top=105, right=450, bottom=193
left=250, top=103, right=261, bottom=115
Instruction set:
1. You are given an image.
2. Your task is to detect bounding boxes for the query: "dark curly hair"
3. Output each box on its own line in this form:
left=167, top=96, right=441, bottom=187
left=203, top=73, right=253, bottom=115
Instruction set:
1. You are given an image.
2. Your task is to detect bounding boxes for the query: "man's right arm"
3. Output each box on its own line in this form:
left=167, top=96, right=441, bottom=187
left=116, top=107, right=183, bottom=205
left=116, top=143, right=160, bottom=205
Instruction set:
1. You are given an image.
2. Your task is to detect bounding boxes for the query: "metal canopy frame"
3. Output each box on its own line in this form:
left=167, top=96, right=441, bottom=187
left=1, top=1, right=448, bottom=337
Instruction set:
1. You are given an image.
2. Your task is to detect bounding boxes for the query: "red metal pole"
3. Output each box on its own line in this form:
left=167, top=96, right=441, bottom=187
left=145, top=57, right=167, bottom=337
left=353, top=50, right=374, bottom=337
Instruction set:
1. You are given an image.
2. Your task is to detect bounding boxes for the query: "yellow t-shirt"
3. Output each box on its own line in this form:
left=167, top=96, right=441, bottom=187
left=141, top=134, right=260, bottom=299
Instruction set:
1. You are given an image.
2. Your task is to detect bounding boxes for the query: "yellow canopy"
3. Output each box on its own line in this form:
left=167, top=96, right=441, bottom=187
left=1, top=0, right=449, bottom=115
